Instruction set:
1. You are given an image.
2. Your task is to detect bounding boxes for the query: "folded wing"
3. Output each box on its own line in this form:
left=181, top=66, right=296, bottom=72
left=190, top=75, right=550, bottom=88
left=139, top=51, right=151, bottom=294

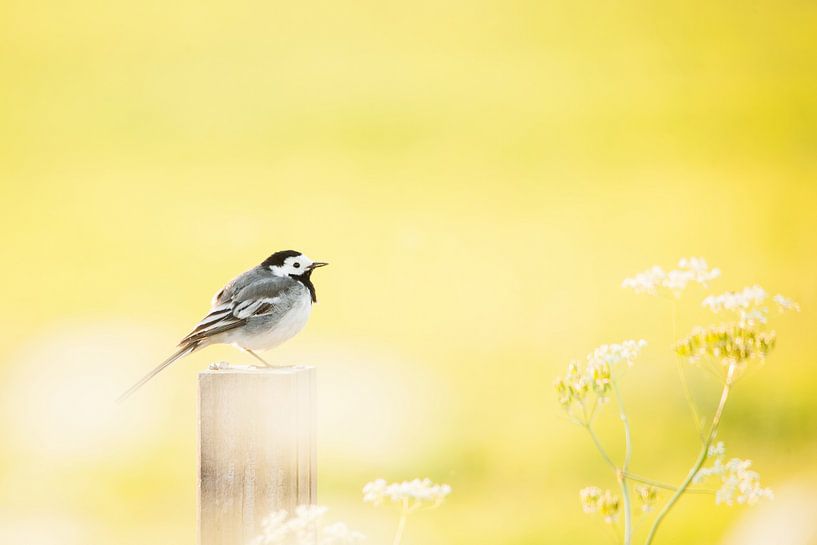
left=179, top=277, right=292, bottom=346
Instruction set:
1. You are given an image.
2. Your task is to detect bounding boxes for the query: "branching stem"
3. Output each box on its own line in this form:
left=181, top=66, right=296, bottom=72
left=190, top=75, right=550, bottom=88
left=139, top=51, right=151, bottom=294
left=623, top=472, right=713, bottom=494
left=613, top=382, right=633, bottom=545
left=644, top=364, right=734, bottom=545
left=672, top=299, right=704, bottom=440
left=584, top=424, right=617, bottom=470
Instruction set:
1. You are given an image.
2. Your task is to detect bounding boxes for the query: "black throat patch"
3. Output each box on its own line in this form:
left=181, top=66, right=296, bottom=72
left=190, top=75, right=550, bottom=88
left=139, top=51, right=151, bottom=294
left=294, top=270, right=317, bottom=303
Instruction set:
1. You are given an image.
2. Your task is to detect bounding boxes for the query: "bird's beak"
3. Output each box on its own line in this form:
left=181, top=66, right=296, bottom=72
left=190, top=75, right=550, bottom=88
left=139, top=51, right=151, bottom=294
left=308, top=262, right=329, bottom=270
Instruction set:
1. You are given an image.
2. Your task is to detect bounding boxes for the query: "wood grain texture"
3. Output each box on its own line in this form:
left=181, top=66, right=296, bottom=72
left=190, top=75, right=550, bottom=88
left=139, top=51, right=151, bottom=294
left=198, top=365, right=316, bottom=545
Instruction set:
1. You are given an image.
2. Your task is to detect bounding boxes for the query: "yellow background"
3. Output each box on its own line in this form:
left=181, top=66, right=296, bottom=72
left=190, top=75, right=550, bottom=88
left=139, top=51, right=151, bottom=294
left=1, top=1, right=816, bottom=543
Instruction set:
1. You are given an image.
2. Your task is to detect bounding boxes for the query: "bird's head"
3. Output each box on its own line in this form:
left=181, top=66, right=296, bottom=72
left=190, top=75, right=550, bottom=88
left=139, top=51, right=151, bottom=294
left=262, top=250, right=328, bottom=278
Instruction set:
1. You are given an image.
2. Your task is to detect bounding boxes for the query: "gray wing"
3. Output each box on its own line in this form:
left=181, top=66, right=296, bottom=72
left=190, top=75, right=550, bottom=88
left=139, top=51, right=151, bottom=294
left=210, top=266, right=270, bottom=306
left=180, top=273, right=297, bottom=346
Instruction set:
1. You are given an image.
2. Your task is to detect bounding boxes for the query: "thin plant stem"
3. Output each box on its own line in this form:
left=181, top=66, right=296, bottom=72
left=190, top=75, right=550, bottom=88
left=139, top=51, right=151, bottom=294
left=613, top=382, right=633, bottom=545
left=392, top=499, right=410, bottom=545
left=623, top=472, right=714, bottom=494
left=584, top=424, right=617, bottom=470
left=671, top=299, right=704, bottom=440
left=644, top=364, right=735, bottom=545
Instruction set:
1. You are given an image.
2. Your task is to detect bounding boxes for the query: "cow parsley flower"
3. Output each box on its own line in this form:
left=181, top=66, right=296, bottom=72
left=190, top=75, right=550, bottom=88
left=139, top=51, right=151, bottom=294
left=363, top=478, right=451, bottom=508
left=622, top=257, right=720, bottom=297
left=773, top=294, right=800, bottom=312
left=703, top=286, right=799, bottom=327
left=250, top=506, right=364, bottom=545
left=675, top=323, right=776, bottom=375
left=555, top=340, right=647, bottom=420
left=621, top=265, right=667, bottom=295
left=703, top=285, right=767, bottom=313
left=579, top=486, right=620, bottom=523
left=587, top=340, right=647, bottom=370
left=693, top=442, right=773, bottom=506
left=321, top=523, right=366, bottom=545
left=634, top=485, right=658, bottom=513
left=364, top=478, right=452, bottom=545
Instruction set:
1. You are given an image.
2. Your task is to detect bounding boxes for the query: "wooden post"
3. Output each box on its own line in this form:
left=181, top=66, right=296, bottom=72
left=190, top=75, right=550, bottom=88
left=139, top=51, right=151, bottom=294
left=198, top=364, right=316, bottom=545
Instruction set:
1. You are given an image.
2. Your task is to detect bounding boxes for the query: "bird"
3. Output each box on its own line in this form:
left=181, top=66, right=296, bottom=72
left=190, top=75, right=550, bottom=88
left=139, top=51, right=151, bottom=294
left=117, top=250, right=328, bottom=402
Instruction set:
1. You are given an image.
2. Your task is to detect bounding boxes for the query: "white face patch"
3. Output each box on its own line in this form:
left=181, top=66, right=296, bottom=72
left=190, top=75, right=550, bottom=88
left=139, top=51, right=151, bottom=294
left=269, top=254, right=315, bottom=277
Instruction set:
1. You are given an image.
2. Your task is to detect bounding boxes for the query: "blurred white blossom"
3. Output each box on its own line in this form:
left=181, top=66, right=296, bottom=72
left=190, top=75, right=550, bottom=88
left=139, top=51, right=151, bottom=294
left=249, top=505, right=364, bottom=545
left=703, top=286, right=767, bottom=313
left=773, top=294, right=800, bottom=312
left=634, top=485, right=658, bottom=513
left=693, top=442, right=773, bottom=506
left=555, top=340, right=647, bottom=418
left=703, top=286, right=800, bottom=327
left=588, top=340, right=647, bottom=370
left=579, top=486, right=620, bottom=523
left=622, top=257, right=720, bottom=296
left=364, top=478, right=452, bottom=545
left=363, top=478, right=451, bottom=508
left=321, top=523, right=366, bottom=545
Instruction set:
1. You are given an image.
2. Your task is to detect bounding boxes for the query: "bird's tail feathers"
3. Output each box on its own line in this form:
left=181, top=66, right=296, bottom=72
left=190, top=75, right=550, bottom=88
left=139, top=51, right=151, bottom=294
left=116, top=342, right=199, bottom=403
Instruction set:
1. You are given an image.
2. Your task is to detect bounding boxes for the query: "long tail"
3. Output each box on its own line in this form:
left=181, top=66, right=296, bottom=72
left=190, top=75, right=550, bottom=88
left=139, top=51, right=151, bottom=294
left=116, top=342, right=199, bottom=403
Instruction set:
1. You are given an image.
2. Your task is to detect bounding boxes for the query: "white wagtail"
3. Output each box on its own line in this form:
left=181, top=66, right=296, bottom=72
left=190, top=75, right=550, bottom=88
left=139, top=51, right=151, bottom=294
left=117, top=250, right=328, bottom=402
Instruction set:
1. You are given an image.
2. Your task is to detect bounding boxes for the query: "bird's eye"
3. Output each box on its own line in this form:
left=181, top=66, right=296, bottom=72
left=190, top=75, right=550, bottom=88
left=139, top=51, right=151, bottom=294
left=293, top=262, right=301, bottom=269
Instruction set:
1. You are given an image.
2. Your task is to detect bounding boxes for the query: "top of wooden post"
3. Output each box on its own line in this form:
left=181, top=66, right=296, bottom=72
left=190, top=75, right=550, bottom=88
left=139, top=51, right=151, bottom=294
left=199, top=362, right=315, bottom=376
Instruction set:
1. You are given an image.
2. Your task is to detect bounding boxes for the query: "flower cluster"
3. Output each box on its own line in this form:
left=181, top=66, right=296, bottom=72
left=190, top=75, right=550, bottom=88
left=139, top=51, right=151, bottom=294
left=250, top=506, right=364, bottom=545
left=693, top=442, right=773, bottom=506
left=555, top=340, right=647, bottom=420
left=702, top=285, right=766, bottom=313
left=622, top=257, right=720, bottom=297
left=773, top=294, right=800, bottom=312
left=703, top=286, right=799, bottom=326
left=363, top=478, right=451, bottom=508
left=579, top=487, right=620, bottom=523
left=675, top=324, right=776, bottom=375
left=588, top=340, right=648, bottom=369
left=634, top=485, right=658, bottom=513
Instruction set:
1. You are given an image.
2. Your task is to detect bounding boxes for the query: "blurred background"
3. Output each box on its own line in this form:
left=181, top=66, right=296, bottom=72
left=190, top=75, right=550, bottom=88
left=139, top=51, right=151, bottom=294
left=1, top=1, right=816, bottom=543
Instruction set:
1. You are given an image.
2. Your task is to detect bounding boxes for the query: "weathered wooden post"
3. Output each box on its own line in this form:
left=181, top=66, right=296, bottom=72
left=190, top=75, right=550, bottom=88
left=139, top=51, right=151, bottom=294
left=198, top=364, right=317, bottom=545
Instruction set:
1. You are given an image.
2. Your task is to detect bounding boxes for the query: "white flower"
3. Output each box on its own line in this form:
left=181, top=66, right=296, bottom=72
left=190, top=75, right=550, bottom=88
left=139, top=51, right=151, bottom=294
left=702, top=285, right=767, bottom=313
left=693, top=443, right=773, bottom=507
left=321, top=523, right=365, bottom=545
left=708, top=441, right=726, bottom=457
left=363, top=478, right=451, bottom=507
left=250, top=506, right=364, bottom=545
left=362, top=479, right=389, bottom=506
left=579, top=486, right=620, bottom=523
left=579, top=486, right=603, bottom=513
left=773, top=294, right=800, bottom=312
left=701, top=286, right=798, bottom=327
left=622, top=265, right=667, bottom=295
left=701, top=285, right=798, bottom=327
left=555, top=340, right=647, bottom=416
left=587, top=340, right=647, bottom=370
left=720, top=458, right=774, bottom=506
left=634, top=484, right=658, bottom=513
left=622, top=257, right=719, bottom=296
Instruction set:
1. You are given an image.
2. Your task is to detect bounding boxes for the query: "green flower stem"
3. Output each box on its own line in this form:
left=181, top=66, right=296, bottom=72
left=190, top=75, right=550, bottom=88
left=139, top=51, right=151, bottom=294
left=584, top=424, right=617, bottom=470
left=613, top=382, right=633, bottom=545
left=644, top=365, right=734, bottom=545
left=623, top=472, right=713, bottom=494
left=392, top=499, right=410, bottom=545
left=672, top=300, right=704, bottom=439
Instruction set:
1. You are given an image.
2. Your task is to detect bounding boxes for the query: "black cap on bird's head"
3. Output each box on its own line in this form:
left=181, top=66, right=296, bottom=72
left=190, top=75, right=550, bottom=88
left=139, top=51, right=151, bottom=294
left=262, top=250, right=328, bottom=301
left=261, top=250, right=302, bottom=268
